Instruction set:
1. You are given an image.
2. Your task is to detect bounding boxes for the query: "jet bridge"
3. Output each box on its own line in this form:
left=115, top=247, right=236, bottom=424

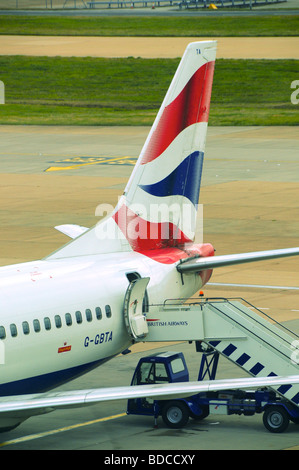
left=140, top=297, right=299, bottom=409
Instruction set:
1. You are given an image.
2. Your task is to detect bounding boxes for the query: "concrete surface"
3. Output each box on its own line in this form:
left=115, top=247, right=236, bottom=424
left=0, top=124, right=298, bottom=450
left=1, top=36, right=299, bottom=58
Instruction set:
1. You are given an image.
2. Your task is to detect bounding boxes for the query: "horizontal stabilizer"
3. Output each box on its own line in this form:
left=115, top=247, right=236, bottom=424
left=177, top=247, right=299, bottom=273
left=54, top=224, right=89, bottom=239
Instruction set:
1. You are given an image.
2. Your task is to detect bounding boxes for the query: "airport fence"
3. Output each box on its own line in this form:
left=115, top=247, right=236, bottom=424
left=181, top=0, right=287, bottom=9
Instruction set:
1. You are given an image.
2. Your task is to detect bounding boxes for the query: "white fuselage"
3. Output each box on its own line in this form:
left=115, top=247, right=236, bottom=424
left=0, top=251, right=202, bottom=396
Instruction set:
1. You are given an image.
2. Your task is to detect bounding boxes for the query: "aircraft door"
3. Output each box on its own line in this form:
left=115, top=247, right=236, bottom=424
left=123, top=277, right=150, bottom=340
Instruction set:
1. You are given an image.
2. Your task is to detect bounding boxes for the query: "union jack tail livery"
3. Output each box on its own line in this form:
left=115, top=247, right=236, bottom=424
left=113, top=41, right=217, bottom=254
left=49, top=41, right=217, bottom=261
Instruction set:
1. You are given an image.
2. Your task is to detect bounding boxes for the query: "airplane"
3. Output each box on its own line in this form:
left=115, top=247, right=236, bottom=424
left=0, top=40, right=299, bottom=433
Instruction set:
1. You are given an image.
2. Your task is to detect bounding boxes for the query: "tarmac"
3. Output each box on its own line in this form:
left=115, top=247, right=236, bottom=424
left=1, top=36, right=299, bottom=59
left=0, top=125, right=298, bottom=450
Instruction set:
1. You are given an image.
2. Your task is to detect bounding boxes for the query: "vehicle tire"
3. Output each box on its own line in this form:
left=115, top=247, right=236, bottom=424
left=190, top=405, right=209, bottom=421
left=263, top=406, right=289, bottom=433
left=162, top=401, right=189, bottom=429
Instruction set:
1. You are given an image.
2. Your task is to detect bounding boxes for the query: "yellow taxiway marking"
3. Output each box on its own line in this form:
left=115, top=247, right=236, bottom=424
left=0, top=412, right=126, bottom=447
left=45, top=156, right=136, bottom=172
left=0, top=344, right=179, bottom=448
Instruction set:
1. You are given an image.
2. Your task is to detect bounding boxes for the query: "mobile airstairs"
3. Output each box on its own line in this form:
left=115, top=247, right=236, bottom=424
left=124, top=281, right=299, bottom=420
left=146, top=297, right=299, bottom=408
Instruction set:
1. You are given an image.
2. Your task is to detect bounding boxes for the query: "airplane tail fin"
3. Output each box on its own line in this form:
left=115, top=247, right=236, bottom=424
left=47, top=41, right=217, bottom=260
left=113, top=41, right=217, bottom=252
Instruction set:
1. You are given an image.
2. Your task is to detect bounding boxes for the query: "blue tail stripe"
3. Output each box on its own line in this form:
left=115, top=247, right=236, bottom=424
left=139, top=151, right=204, bottom=207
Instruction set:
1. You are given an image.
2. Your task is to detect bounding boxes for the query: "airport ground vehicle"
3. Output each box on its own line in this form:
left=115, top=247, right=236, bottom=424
left=127, top=348, right=299, bottom=433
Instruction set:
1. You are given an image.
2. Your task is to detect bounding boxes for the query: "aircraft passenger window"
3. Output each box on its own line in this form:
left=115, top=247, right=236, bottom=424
left=0, top=326, right=6, bottom=339
left=44, top=317, right=51, bottom=331
left=95, top=307, right=102, bottom=320
left=55, top=315, right=62, bottom=329
left=10, top=323, right=17, bottom=338
left=105, top=305, right=112, bottom=318
left=85, top=309, right=92, bottom=322
left=75, top=311, right=82, bottom=324
left=22, top=321, right=30, bottom=335
left=33, top=319, right=41, bottom=333
left=65, top=313, right=72, bottom=326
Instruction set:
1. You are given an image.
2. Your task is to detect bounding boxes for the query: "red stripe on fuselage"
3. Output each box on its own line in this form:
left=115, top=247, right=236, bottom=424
left=140, top=61, right=215, bottom=165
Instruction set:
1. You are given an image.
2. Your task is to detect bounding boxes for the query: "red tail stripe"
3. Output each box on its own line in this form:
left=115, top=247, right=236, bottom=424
left=112, top=204, right=192, bottom=263
left=140, top=60, right=215, bottom=165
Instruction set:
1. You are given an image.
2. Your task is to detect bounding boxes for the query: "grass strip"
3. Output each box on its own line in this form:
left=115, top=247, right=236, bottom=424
left=0, top=15, right=298, bottom=37
left=0, top=56, right=298, bottom=126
